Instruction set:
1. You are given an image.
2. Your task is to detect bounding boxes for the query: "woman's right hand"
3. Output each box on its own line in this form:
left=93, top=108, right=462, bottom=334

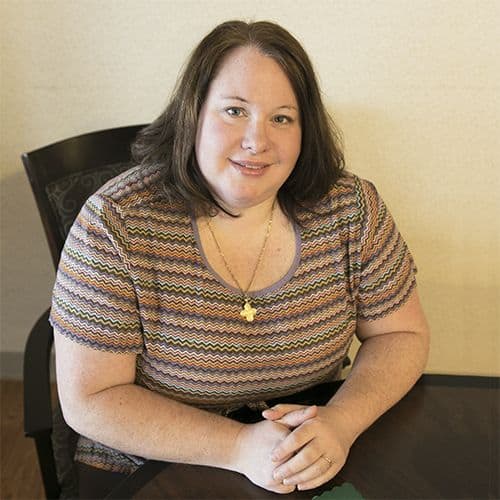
left=233, top=420, right=296, bottom=494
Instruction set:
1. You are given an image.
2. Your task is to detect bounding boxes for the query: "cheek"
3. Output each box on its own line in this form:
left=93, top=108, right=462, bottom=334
left=198, top=120, right=238, bottom=163
left=208, top=117, right=234, bottom=143
left=281, top=130, right=302, bottom=163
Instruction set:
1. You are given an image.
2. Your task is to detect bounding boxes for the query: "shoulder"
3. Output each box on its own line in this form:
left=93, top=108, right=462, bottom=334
left=296, top=172, right=379, bottom=227
left=329, top=172, right=379, bottom=203
left=74, top=164, right=189, bottom=247
left=327, top=173, right=386, bottom=229
left=96, top=163, right=165, bottom=207
left=86, top=163, right=186, bottom=218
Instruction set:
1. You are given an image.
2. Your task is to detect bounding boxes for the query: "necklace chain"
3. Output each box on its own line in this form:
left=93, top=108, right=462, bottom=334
left=205, top=201, right=276, bottom=322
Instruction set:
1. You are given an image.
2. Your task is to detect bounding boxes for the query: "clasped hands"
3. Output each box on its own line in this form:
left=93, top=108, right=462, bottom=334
left=234, top=403, right=354, bottom=494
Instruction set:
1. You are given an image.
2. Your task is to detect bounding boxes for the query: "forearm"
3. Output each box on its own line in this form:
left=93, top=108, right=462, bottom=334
left=63, top=383, right=244, bottom=471
left=327, top=329, right=429, bottom=444
left=262, top=292, right=430, bottom=491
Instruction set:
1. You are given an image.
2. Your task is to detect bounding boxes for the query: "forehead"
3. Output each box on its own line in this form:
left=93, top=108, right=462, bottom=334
left=207, top=46, right=298, bottom=105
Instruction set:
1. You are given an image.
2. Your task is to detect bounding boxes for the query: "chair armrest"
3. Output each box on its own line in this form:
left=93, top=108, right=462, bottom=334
left=23, top=308, right=54, bottom=437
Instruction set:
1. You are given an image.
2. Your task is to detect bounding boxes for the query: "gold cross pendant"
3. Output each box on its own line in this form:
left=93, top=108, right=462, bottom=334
left=240, top=299, right=257, bottom=322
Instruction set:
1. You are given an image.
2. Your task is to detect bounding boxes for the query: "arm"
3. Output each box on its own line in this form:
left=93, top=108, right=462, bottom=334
left=328, top=286, right=430, bottom=441
left=54, top=332, right=296, bottom=493
left=264, top=287, right=430, bottom=490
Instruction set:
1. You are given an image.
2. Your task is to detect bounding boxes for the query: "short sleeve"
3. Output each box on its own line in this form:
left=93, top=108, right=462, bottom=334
left=354, top=178, right=417, bottom=320
left=49, top=193, right=143, bottom=353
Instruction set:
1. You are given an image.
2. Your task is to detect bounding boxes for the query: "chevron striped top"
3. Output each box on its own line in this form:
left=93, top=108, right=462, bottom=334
left=50, top=164, right=417, bottom=473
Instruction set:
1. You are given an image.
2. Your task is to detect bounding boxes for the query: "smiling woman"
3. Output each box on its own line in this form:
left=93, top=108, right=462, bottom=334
left=50, top=20, right=429, bottom=498
left=131, top=20, right=345, bottom=223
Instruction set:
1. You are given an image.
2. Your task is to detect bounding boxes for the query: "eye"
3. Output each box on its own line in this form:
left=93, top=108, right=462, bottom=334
left=273, top=114, right=293, bottom=125
left=225, top=107, right=246, bottom=117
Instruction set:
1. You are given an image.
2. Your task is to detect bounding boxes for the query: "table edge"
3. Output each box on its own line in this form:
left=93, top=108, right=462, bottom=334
left=420, top=373, right=499, bottom=388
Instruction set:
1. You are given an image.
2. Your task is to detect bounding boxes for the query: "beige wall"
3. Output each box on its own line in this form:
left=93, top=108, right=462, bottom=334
left=1, top=0, right=498, bottom=376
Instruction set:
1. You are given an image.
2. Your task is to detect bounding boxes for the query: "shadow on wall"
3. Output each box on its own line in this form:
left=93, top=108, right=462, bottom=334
left=0, top=168, right=54, bottom=355
left=422, top=281, right=499, bottom=376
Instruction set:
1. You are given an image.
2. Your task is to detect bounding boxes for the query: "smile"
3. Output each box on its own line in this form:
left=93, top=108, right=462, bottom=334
left=229, top=159, right=271, bottom=172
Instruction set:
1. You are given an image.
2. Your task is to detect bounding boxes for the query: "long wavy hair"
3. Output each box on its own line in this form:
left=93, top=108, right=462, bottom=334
left=132, top=20, right=345, bottom=222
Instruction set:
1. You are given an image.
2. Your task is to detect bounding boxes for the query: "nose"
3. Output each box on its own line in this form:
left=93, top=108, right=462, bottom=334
left=241, top=119, right=269, bottom=154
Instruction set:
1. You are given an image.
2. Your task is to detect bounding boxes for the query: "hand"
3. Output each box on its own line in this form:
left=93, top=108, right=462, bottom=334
left=262, top=404, right=355, bottom=491
left=233, top=419, right=297, bottom=494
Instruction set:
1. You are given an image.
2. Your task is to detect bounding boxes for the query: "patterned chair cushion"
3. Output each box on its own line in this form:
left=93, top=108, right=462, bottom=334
left=46, top=162, right=132, bottom=241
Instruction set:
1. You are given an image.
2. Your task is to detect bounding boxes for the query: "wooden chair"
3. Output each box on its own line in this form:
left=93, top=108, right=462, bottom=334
left=22, top=125, right=145, bottom=499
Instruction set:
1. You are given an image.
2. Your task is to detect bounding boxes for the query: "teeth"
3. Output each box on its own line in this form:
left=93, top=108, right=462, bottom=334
left=240, top=163, right=264, bottom=169
left=231, top=159, right=267, bottom=169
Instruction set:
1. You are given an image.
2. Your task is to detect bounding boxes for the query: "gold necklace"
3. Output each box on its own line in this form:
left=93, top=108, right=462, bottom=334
left=205, top=201, right=276, bottom=322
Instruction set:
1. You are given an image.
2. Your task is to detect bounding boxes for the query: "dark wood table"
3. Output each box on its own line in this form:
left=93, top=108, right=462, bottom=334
left=107, top=375, right=499, bottom=499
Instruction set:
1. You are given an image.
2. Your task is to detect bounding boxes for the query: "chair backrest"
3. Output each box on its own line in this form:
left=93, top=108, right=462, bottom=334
left=22, top=124, right=146, bottom=269
left=22, top=125, right=145, bottom=498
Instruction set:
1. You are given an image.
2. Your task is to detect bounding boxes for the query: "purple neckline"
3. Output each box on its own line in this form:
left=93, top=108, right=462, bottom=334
left=190, top=213, right=301, bottom=297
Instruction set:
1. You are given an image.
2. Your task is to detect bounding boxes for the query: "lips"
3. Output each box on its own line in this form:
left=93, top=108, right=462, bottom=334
left=229, top=159, right=271, bottom=170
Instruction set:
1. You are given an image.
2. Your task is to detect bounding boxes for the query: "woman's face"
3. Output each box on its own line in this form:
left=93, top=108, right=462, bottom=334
left=195, top=46, right=302, bottom=212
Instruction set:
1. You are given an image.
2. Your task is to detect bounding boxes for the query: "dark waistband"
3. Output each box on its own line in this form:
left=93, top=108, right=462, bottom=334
left=225, top=380, right=344, bottom=424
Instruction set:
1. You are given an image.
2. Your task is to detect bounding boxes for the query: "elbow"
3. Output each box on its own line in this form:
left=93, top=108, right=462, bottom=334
left=420, top=325, right=431, bottom=372
left=58, top=393, right=91, bottom=437
left=413, top=322, right=431, bottom=377
left=57, top=384, right=110, bottom=438
left=58, top=382, right=136, bottom=439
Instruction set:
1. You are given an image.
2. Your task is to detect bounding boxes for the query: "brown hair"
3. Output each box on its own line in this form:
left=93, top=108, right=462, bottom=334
left=132, top=20, right=345, bottom=222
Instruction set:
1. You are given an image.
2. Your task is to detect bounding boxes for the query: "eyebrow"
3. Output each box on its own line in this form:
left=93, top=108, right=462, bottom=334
left=221, top=95, right=298, bottom=111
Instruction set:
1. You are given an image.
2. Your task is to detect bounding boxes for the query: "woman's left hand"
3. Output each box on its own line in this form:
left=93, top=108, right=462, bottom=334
left=262, top=403, right=355, bottom=491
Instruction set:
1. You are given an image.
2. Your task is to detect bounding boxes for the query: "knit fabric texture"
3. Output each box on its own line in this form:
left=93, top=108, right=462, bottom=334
left=50, top=164, right=416, bottom=473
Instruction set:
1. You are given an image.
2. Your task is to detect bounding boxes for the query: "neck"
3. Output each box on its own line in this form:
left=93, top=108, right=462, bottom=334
left=213, top=196, right=278, bottom=227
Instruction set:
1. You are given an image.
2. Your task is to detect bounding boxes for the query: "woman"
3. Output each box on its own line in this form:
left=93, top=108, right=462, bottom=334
left=51, top=20, right=430, bottom=497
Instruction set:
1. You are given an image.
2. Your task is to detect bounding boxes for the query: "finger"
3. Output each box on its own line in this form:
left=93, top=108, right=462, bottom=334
left=296, top=462, right=338, bottom=491
left=273, top=444, right=323, bottom=482
left=268, top=478, right=296, bottom=494
left=269, top=406, right=318, bottom=428
left=271, top=422, right=314, bottom=462
left=262, top=404, right=308, bottom=421
left=282, top=455, right=335, bottom=488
